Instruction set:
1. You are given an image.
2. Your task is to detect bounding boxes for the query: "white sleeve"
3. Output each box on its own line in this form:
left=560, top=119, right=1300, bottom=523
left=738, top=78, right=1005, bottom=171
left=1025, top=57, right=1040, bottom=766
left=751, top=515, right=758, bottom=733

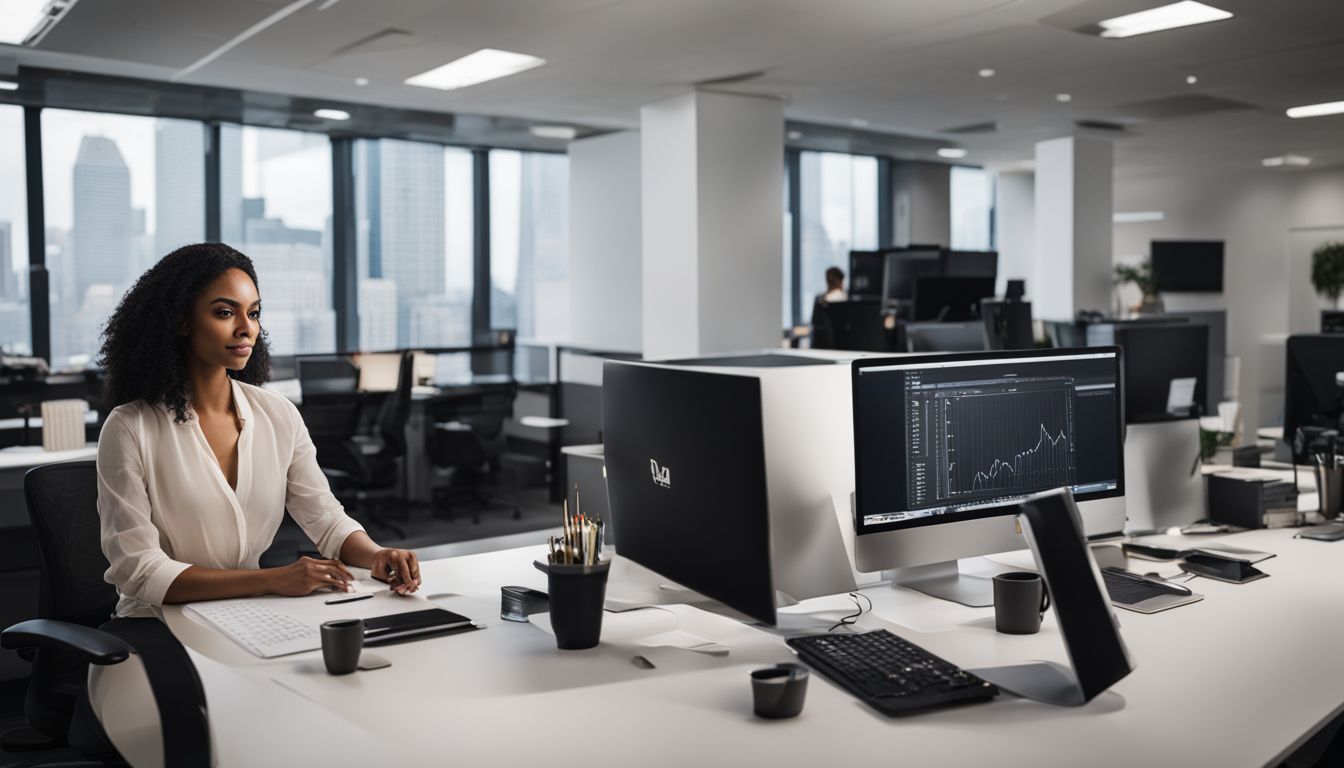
left=283, top=402, right=365, bottom=558
left=96, top=410, right=192, bottom=606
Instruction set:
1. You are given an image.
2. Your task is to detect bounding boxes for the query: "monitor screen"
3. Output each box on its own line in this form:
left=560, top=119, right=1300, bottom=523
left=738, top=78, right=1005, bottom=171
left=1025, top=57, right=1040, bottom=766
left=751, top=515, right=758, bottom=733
left=852, top=348, right=1124, bottom=536
left=1113, top=324, right=1207, bottom=423
left=1283, top=334, right=1344, bottom=444
left=1151, top=240, right=1223, bottom=293
left=848, top=250, right=886, bottom=299
left=882, top=251, right=940, bottom=302
left=941, top=250, right=998, bottom=280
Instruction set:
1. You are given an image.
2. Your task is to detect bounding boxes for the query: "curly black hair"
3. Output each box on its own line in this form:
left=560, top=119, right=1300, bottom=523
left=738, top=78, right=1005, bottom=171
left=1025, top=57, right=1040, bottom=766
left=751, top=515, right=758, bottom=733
left=98, top=242, right=271, bottom=423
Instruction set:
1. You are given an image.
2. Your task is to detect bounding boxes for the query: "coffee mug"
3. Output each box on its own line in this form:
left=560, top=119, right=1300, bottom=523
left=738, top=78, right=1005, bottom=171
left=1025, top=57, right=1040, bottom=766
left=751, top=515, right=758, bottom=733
left=751, top=663, right=809, bottom=719
left=993, top=571, right=1050, bottom=635
left=320, top=618, right=364, bottom=674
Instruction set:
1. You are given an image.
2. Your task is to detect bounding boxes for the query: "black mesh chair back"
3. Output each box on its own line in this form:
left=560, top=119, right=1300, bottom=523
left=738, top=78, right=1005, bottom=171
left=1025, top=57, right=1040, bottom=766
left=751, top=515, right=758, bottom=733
left=375, top=351, right=414, bottom=458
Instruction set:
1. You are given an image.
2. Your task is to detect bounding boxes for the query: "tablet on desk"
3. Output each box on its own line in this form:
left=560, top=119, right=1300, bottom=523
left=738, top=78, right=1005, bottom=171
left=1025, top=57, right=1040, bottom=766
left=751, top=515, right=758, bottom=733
left=363, top=608, right=478, bottom=646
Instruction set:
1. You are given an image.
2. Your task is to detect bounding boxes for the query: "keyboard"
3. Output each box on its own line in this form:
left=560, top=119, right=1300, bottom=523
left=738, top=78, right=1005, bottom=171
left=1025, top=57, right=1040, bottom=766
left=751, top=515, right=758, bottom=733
left=185, top=599, right=321, bottom=658
left=786, top=630, right=998, bottom=715
left=1101, top=567, right=1203, bottom=613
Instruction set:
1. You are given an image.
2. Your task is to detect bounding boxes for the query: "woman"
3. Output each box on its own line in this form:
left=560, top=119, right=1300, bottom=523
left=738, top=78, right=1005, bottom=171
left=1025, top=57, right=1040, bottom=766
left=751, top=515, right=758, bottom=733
left=96, top=242, right=420, bottom=619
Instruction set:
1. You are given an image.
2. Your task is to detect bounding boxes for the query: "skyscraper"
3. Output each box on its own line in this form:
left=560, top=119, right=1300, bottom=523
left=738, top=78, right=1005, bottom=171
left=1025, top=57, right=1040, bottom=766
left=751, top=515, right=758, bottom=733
left=72, top=136, right=132, bottom=303
left=0, top=220, right=14, bottom=300
left=220, top=126, right=243, bottom=245
left=154, top=119, right=205, bottom=258
left=374, top=140, right=445, bottom=346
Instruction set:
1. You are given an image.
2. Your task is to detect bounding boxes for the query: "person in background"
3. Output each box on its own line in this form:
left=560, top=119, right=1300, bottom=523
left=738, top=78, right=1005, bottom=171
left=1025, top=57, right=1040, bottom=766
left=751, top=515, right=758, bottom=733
left=810, top=266, right=848, bottom=348
left=821, top=266, right=847, bottom=303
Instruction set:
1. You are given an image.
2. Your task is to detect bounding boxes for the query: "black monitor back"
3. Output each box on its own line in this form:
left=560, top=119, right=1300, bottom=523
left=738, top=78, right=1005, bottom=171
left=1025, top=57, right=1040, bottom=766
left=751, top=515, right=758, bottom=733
left=913, top=276, right=996, bottom=321
left=882, top=251, right=940, bottom=303
left=1113, top=323, right=1208, bottom=423
left=941, top=250, right=998, bottom=280
left=1284, top=334, right=1344, bottom=442
left=819, top=301, right=887, bottom=351
left=297, top=356, right=358, bottom=398
left=1322, top=310, right=1344, bottom=334
left=982, top=299, right=1034, bottom=350
left=848, top=251, right=886, bottom=300
left=602, top=362, right=776, bottom=625
left=1151, top=240, right=1223, bottom=293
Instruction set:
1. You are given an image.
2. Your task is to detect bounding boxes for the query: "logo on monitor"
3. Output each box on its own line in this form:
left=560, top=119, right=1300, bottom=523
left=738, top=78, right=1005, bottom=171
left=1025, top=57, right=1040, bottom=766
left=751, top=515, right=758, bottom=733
left=649, top=459, right=671, bottom=489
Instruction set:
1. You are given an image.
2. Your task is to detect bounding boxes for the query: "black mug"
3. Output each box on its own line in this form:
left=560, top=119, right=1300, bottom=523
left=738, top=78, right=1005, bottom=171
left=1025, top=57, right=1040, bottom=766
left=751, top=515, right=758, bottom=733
left=534, top=559, right=610, bottom=650
left=320, top=618, right=364, bottom=674
left=993, top=571, right=1050, bottom=635
left=751, top=663, right=809, bottom=719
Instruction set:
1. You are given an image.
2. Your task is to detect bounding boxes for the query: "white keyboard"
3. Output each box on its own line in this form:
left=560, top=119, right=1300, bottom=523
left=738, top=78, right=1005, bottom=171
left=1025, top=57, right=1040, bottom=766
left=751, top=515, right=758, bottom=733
left=186, top=599, right=321, bottom=658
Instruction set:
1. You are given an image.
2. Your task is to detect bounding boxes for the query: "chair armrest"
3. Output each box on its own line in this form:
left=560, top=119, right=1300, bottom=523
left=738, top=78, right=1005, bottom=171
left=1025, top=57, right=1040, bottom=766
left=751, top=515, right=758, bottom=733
left=2, top=619, right=133, bottom=665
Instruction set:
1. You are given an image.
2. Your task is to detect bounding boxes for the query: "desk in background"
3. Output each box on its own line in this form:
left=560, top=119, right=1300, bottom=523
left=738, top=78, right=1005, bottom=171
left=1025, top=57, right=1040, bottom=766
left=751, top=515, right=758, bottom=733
left=92, top=527, right=1344, bottom=767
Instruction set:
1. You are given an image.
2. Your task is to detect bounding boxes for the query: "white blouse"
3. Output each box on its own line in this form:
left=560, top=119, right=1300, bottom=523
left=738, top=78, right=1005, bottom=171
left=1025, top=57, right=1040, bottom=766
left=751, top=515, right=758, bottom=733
left=96, top=378, right=365, bottom=618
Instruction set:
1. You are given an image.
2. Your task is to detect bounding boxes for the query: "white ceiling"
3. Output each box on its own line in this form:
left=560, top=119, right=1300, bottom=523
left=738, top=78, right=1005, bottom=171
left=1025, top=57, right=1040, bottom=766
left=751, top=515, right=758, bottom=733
left=7, top=0, right=1344, bottom=177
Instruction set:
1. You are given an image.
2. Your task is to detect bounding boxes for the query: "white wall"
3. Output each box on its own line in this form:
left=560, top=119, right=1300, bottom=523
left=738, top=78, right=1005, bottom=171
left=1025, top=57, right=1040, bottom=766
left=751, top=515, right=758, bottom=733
left=641, top=93, right=701, bottom=358
left=994, top=171, right=1035, bottom=297
left=568, top=131, right=642, bottom=352
left=1034, top=136, right=1113, bottom=321
left=892, top=161, right=951, bottom=247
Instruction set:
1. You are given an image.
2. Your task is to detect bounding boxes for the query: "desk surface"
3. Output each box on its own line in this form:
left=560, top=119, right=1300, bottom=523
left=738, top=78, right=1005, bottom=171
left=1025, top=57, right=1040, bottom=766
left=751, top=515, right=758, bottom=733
left=93, top=527, right=1344, bottom=767
left=0, top=443, right=98, bottom=470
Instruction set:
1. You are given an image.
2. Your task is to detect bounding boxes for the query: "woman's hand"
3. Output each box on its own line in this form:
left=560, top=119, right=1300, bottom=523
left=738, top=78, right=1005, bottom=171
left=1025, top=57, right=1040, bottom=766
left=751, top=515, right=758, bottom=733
left=371, top=548, right=421, bottom=595
left=266, top=556, right=354, bottom=596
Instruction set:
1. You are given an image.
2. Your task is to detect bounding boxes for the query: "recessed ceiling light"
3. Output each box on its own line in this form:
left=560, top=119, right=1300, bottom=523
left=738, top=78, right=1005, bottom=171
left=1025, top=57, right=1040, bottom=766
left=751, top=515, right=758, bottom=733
left=529, top=125, right=577, bottom=141
left=1113, top=211, right=1166, bottom=223
left=1186, top=75, right=1198, bottom=84
left=0, top=80, right=17, bottom=91
left=938, top=148, right=968, bottom=159
left=314, top=108, right=351, bottom=121
left=354, top=77, right=370, bottom=87
left=405, top=48, right=545, bottom=91
left=1056, top=93, right=1072, bottom=102
left=1262, top=155, right=1311, bottom=167
left=850, top=118, right=869, bottom=127
left=1286, top=100, right=1344, bottom=119
left=786, top=130, right=803, bottom=141
left=979, top=68, right=996, bottom=78
left=1097, top=1, right=1233, bottom=39
left=0, top=0, right=73, bottom=46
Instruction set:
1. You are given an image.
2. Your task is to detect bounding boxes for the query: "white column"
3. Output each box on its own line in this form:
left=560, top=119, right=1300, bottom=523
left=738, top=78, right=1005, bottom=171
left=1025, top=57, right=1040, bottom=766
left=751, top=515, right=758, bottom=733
left=640, top=91, right=784, bottom=360
left=892, top=161, right=951, bottom=247
left=568, top=131, right=642, bottom=352
left=1033, top=136, right=1113, bottom=320
left=994, top=170, right=1035, bottom=297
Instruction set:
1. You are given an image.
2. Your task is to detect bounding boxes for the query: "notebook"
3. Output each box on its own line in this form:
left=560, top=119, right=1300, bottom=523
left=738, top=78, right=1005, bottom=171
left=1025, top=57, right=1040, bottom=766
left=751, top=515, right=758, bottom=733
left=363, top=607, right=478, bottom=646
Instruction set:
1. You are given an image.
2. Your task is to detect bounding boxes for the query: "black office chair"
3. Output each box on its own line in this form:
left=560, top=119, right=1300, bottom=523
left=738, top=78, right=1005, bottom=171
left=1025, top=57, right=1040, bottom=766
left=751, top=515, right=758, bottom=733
left=1, top=461, right=211, bottom=767
left=318, top=352, right=414, bottom=539
left=427, top=382, right=521, bottom=523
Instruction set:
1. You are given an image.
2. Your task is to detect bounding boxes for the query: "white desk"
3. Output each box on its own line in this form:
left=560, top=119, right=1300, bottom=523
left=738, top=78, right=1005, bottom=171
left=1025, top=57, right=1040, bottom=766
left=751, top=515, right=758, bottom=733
left=92, top=527, right=1344, bottom=767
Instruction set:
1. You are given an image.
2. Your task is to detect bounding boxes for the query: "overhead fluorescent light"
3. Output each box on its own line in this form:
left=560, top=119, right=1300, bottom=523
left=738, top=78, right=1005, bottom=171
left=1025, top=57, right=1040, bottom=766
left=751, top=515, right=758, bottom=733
left=1286, top=100, right=1344, bottom=119
left=1113, top=211, right=1166, bottom=223
left=1262, top=155, right=1311, bottom=167
left=405, top=48, right=545, bottom=91
left=979, top=68, right=996, bottom=78
left=0, top=0, right=61, bottom=45
left=1097, top=1, right=1232, bottom=39
left=937, top=148, right=968, bottom=159
left=1056, top=93, right=1072, bottom=102
left=530, top=125, right=577, bottom=141
left=314, top=108, right=350, bottom=121
left=0, top=80, right=18, bottom=91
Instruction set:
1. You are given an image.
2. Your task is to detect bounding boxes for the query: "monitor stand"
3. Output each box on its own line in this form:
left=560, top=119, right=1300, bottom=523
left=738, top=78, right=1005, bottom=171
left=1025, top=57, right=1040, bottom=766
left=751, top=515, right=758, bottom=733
left=886, top=559, right=1009, bottom=607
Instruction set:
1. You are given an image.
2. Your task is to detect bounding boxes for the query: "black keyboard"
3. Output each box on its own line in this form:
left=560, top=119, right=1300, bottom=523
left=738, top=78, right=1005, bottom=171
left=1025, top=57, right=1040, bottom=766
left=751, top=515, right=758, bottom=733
left=1101, top=567, right=1189, bottom=604
left=786, top=630, right=998, bottom=715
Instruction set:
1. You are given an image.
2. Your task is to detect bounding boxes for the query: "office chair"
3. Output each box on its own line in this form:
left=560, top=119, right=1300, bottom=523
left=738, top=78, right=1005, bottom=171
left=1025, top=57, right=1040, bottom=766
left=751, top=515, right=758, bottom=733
left=318, top=352, right=414, bottom=539
left=427, top=381, right=521, bottom=523
left=1, top=461, right=211, bottom=768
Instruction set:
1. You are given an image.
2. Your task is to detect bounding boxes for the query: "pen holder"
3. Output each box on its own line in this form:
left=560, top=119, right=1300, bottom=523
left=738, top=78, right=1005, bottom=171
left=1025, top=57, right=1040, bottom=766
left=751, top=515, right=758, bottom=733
left=533, top=559, right=610, bottom=650
left=1316, top=464, right=1343, bottom=520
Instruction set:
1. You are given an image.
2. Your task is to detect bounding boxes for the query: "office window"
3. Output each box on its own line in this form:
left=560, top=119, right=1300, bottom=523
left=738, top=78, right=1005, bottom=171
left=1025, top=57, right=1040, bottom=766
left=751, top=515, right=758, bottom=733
left=353, top=139, right=474, bottom=350
left=489, top=150, right=569, bottom=340
left=782, top=161, right=793, bottom=329
left=798, top=151, right=878, bottom=324
left=222, top=125, right=333, bottom=356
left=0, top=106, right=28, bottom=355
left=42, top=110, right=205, bottom=367
left=950, top=166, right=993, bottom=251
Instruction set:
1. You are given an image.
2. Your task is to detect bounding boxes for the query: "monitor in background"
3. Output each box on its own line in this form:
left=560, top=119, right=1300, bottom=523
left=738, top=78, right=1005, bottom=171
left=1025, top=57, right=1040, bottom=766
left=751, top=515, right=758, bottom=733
left=940, top=250, right=998, bottom=280
left=1283, top=334, right=1344, bottom=454
left=851, top=348, right=1126, bottom=606
left=1151, top=240, right=1224, bottom=293
left=816, top=300, right=888, bottom=351
left=981, top=299, right=1034, bottom=350
left=296, top=355, right=357, bottom=398
left=1157, top=310, right=1226, bottom=412
left=1092, top=322, right=1208, bottom=423
left=905, top=321, right=988, bottom=352
left=881, top=250, right=940, bottom=305
left=356, top=352, right=402, bottom=392
left=912, top=276, right=996, bottom=321
left=602, top=360, right=858, bottom=626
left=1005, top=279, right=1026, bottom=302
left=848, top=250, right=887, bottom=299
left=1322, top=310, right=1344, bottom=334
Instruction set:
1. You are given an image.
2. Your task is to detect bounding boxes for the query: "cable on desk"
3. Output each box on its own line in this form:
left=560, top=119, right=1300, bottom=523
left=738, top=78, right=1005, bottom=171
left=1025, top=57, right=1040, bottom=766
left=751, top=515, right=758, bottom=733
left=829, top=592, right=873, bottom=632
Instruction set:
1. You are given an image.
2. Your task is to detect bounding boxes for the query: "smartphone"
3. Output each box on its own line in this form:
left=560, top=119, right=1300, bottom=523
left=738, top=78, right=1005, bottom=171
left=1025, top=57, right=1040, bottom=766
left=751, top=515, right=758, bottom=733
left=325, top=593, right=374, bottom=605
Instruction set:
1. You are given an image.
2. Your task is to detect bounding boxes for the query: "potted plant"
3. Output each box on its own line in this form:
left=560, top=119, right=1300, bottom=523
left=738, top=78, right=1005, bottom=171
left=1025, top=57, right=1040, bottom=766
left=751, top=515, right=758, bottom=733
left=1312, top=242, right=1344, bottom=309
left=1114, top=261, right=1163, bottom=314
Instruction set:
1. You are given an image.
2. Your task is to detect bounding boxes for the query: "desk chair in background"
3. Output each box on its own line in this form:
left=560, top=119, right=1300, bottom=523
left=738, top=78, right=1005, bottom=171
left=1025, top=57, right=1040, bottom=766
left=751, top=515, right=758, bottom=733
left=1, top=461, right=210, bottom=767
left=428, top=381, right=521, bottom=524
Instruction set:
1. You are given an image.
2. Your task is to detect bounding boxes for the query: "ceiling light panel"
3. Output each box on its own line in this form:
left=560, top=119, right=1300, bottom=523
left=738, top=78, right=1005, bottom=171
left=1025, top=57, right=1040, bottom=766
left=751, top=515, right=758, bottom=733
left=937, top=148, right=968, bottom=159
left=1286, top=101, right=1344, bottom=119
left=1097, top=2, right=1233, bottom=39
left=0, top=0, right=55, bottom=45
left=405, top=49, right=546, bottom=91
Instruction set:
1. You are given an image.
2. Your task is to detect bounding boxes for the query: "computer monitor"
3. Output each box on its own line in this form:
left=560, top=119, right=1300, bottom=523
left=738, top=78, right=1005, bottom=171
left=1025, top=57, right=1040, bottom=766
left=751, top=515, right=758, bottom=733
left=981, top=299, right=1034, bottom=350
left=850, top=348, right=1126, bottom=606
left=815, top=300, right=888, bottom=351
left=1089, top=322, right=1208, bottom=423
left=602, top=360, right=858, bottom=626
left=881, top=250, right=941, bottom=304
left=848, top=250, right=886, bottom=300
left=912, top=276, right=996, bottom=321
left=1322, top=310, right=1344, bottom=334
left=1151, top=240, right=1223, bottom=293
left=355, top=352, right=402, bottom=392
left=296, top=355, right=357, bottom=398
left=904, top=321, right=988, bottom=352
left=1283, top=334, right=1344, bottom=454
left=1157, top=310, right=1226, bottom=412
left=940, top=250, right=998, bottom=280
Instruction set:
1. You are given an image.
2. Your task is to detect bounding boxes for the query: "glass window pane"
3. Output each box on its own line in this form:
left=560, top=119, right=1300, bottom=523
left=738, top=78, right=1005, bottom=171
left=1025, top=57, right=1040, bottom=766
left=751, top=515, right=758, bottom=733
left=798, top=151, right=878, bottom=324
left=0, top=106, right=28, bottom=356
left=221, top=124, right=333, bottom=356
left=951, top=166, right=993, bottom=251
left=353, top=138, right=474, bottom=350
left=489, top=150, right=569, bottom=340
left=42, top=110, right=205, bottom=367
left=782, top=161, right=792, bottom=329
